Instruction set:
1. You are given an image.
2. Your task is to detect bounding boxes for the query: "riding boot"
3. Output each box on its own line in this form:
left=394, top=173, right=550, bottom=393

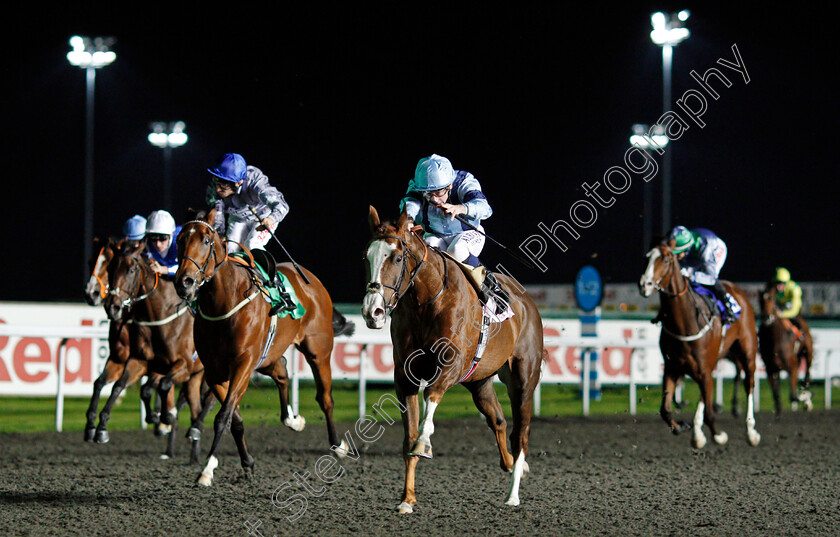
left=711, top=281, right=736, bottom=323
left=268, top=275, right=295, bottom=316
left=480, top=272, right=510, bottom=313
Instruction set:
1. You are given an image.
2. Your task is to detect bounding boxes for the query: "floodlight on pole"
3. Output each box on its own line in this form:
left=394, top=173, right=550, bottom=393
left=631, top=124, right=669, bottom=252
left=67, top=35, right=116, bottom=284
left=650, top=10, right=689, bottom=235
left=148, top=122, right=188, bottom=212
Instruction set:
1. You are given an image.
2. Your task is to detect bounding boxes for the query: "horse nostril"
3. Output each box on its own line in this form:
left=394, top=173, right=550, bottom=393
left=373, top=307, right=385, bottom=318
left=184, top=277, right=194, bottom=287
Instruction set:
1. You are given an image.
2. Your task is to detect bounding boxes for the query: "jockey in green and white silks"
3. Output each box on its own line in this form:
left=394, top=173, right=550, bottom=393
left=399, top=154, right=492, bottom=268
left=205, top=153, right=289, bottom=254
left=669, top=225, right=736, bottom=323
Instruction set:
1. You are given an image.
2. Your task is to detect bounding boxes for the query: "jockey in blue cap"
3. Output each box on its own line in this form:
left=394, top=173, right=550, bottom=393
left=206, top=153, right=294, bottom=314
left=400, top=154, right=508, bottom=310
left=669, top=225, right=736, bottom=323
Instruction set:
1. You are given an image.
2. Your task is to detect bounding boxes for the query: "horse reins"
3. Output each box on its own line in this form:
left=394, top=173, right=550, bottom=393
left=654, top=248, right=716, bottom=342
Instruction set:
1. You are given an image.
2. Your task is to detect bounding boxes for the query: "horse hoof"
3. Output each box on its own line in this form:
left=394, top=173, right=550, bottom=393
left=94, top=430, right=110, bottom=444
left=84, top=428, right=96, bottom=442
left=332, top=439, right=349, bottom=459
left=747, top=430, right=761, bottom=447
left=409, top=441, right=433, bottom=459
left=791, top=401, right=799, bottom=412
left=197, top=475, right=213, bottom=487
left=713, top=431, right=729, bottom=445
left=160, top=453, right=171, bottom=460
left=505, top=496, right=521, bottom=507
left=804, top=400, right=814, bottom=412
left=146, top=412, right=161, bottom=425
left=522, top=461, right=530, bottom=479
left=691, top=435, right=707, bottom=449
left=397, top=502, right=414, bottom=514
left=155, top=423, right=172, bottom=437
left=186, top=427, right=201, bottom=441
left=283, top=415, right=306, bottom=432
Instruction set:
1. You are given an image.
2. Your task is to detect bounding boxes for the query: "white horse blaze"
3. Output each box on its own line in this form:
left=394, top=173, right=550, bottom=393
left=362, top=241, right=396, bottom=326
left=505, top=451, right=527, bottom=506
left=639, top=248, right=661, bottom=297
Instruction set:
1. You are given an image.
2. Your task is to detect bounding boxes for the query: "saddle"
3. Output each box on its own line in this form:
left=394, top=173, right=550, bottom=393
left=690, top=283, right=741, bottom=323
left=434, top=248, right=512, bottom=318
left=229, top=249, right=304, bottom=319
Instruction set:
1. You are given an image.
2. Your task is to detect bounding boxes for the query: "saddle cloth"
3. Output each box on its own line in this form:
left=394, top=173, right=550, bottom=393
left=691, top=283, right=741, bottom=322
left=230, top=252, right=306, bottom=319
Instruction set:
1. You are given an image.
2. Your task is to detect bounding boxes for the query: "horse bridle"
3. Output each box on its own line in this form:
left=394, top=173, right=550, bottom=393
left=367, top=226, right=446, bottom=314
left=108, top=253, right=160, bottom=311
left=89, top=246, right=110, bottom=300
left=180, top=219, right=228, bottom=288
left=653, top=248, right=688, bottom=298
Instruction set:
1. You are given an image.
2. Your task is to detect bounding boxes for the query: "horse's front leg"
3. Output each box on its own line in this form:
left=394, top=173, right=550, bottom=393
left=697, top=375, right=727, bottom=448
left=197, top=379, right=231, bottom=486
left=158, top=359, right=192, bottom=425
left=395, top=379, right=420, bottom=514
left=660, top=371, right=690, bottom=434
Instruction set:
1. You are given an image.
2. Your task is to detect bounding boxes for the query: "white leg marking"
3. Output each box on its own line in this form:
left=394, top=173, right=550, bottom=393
left=397, top=501, right=414, bottom=514
left=505, top=451, right=526, bottom=506
left=197, top=455, right=219, bottom=486
left=692, top=401, right=707, bottom=449
left=746, top=394, right=761, bottom=446
left=333, top=439, right=349, bottom=459
left=283, top=405, right=306, bottom=432
left=416, top=400, right=438, bottom=445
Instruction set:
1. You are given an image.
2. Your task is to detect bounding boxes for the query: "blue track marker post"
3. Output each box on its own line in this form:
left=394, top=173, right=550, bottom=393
left=575, top=265, right=603, bottom=415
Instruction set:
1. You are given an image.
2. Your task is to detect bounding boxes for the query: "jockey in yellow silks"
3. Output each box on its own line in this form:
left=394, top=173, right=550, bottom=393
left=771, top=267, right=805, bottom=335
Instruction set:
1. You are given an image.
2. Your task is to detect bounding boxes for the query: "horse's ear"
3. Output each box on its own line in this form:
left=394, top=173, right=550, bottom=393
left=368, top=206, right=381, bottom=234
left=397, top=206, right=413, bottom=232
left=185, top=207, right=198, bottom=221
left=205, top=206, right=216, bottom=224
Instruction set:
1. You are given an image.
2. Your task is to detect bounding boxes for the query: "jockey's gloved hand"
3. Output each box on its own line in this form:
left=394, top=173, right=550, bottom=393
left=680, top=267, right=694, bottom=278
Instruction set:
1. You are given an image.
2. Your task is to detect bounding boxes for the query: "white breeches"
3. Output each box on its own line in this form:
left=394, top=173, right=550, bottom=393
left=424, top=228, right=485, bottom=263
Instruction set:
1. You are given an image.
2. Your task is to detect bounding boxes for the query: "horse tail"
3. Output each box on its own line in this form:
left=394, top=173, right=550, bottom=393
left=332, top=308, right=356, bottom=337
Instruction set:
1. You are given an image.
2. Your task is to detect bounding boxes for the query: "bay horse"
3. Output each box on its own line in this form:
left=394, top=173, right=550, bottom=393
left=84, top=238, right=168, bottom=449
left=639, top=238, right=761, bottom=448
left=102, top=240, right=215, bottom=463
left=758, top=285, right=814, bottom=416
left=361, top=206, right=545, bottom=512
left=174, top=207, right=347, bottom=486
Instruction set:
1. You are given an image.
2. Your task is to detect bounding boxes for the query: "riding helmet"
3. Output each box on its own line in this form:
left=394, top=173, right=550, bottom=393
left=122, top=214, right=147, bottom=241
left=208, top=153, right=247, bottom=183
left=413, top=154, right=456, bottom=191
left=146, top=210, right=176, bottom=236
left=670, top=225, right=695, bottom=254
left=774, top=267, right=791, bottom=283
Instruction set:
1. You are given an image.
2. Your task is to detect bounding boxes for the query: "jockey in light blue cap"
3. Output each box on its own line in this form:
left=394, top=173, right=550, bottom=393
left=122, top=215, right=147, bottom=243
left=400, top=154, right=508, bottom=311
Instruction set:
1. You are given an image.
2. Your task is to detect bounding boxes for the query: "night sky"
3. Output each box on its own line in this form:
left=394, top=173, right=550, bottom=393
left=5, top=5, right=837, bottom=305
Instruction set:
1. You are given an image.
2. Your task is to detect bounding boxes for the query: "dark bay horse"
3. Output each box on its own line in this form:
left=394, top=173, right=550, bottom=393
left=361, top=207, right=545, bottom=512
left=174, top=207, right=346, bottom=486
left=758, top=285, right=814, bottom=416
left=639, top=239, right=761, bottom=448
left=84, top=238, right=166, bottom=448
left=102, top=241, right=214, bottom=463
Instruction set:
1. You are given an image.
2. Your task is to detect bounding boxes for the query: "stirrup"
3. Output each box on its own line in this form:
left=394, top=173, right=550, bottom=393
left=269, top=293, right=295, bottom=316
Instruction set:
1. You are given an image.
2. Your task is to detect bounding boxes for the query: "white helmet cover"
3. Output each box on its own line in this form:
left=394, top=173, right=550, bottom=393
left=413, top=154, right=455, bottom=191
left=146, top=210, right=176, bottom=235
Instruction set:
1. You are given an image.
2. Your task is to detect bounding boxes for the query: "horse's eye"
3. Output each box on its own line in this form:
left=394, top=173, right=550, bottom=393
left=394, top=255, right=403, bottom=263
left=203, top=236, right=210, bottom=245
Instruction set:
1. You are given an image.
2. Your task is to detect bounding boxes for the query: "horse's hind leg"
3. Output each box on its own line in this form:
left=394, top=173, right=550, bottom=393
left=503, top=354, right=539, bottom=507
left=464, top=376, right=514, bottom=472
left=298, top=341, right=343, bottom=454
left=93, top=363, right=138, bottom=444
left=738, top=346, right=761, bottom=446
left=730, top=361, right=742, bottom=417
left=767, top=371, right=783, bottom=418
left=161, top=386, right=184, bottom=460
left=186, top=375, right=214, bottom=465
left=262, top=356, right=305, bottom=432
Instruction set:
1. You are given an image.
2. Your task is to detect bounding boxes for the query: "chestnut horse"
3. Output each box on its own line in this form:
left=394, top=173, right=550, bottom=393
left=174, top=207, right=347, bottom=486
left=84, top=238, right=167, bottom=449
left=758, top=285, right=814, bottom=416
left=102, top=241, right=214, bottom=463
left=639, top=239, right=761, bottom=448
left=361, top=207, right=545, bottom=512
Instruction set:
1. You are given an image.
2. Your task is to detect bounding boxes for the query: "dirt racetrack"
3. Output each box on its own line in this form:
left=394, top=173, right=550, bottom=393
left=2, top=408, right=839, bottom=537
